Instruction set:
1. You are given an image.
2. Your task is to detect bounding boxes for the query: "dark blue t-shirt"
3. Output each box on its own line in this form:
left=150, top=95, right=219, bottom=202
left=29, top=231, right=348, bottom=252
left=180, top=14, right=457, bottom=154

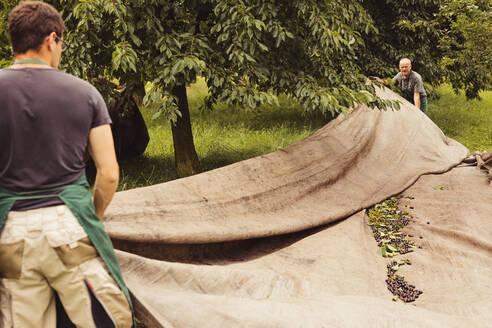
left=0, top=68, right=111, bottom=210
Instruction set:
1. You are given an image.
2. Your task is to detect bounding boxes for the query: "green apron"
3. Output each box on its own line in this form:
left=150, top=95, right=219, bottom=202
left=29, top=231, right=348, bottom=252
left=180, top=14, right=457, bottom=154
left=402, top=89, right=427, bottom=115
left=0, top=173, right=135, bottom=326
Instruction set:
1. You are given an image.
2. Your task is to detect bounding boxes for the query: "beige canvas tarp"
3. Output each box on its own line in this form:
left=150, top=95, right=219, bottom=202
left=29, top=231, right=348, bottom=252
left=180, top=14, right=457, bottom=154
left=103, top=86, right=492, bottom=327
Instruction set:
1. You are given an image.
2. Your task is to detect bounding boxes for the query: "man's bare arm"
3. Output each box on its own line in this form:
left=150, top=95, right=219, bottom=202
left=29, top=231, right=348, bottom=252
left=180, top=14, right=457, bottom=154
left=88, top=124, right=119, bottom=219
left=372, top=77, right=392, bottom=87
left=414, top=92, right=421, bottom=109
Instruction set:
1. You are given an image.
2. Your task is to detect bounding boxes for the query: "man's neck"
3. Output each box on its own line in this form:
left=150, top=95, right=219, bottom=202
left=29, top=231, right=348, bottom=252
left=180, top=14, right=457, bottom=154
left=12, top=51, right=52, bottom=69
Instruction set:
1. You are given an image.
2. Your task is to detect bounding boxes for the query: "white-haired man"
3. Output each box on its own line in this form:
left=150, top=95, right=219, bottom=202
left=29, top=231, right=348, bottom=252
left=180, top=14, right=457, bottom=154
left=376, top=58, right=428, bottom=114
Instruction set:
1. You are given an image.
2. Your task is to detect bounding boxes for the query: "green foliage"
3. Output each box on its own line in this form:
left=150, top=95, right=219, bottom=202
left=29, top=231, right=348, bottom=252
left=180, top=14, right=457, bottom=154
left=2, top=0, right=489, bottom=103
left=0, top=0, right=16, bottom=68
left=1, top=0, right=489, bottom=178
left=436, top=0, right=492, bottom=98
left=360, top=0, right=442, bottom=81
left=360, top=0, right=492, bottom=99
left=1, top=0, right=398, bottom=120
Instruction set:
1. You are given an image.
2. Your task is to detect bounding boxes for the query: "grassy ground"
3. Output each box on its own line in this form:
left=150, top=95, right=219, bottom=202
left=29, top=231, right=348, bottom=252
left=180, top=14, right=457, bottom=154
left=428, top=84, right=492, bottom=153
left=118, top=82, right=491, bottom=191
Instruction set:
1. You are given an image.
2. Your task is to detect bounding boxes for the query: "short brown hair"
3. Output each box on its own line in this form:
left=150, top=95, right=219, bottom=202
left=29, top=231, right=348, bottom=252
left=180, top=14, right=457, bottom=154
left=8, top=1, right=64, bottom=54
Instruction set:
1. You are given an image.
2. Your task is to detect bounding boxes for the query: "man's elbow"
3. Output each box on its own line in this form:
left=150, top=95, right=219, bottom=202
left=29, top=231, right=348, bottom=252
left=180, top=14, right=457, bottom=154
left=97, top=165, right=120, bottom=184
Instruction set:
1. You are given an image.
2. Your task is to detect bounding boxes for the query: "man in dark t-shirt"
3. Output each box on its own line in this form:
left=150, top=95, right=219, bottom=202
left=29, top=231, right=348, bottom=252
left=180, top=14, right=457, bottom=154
left=0, top=2, right=132, bottom=327
left=0, top=68, right=110, bottom=210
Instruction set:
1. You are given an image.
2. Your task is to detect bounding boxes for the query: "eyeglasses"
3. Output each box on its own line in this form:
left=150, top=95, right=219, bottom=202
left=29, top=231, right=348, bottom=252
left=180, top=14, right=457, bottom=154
left=55, top=36, right=68, bottom=51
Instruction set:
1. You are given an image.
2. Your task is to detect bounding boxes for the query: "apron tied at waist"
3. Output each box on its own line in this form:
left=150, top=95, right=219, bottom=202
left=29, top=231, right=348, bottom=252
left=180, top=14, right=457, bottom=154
left=0, top=174, right=135, bottom=325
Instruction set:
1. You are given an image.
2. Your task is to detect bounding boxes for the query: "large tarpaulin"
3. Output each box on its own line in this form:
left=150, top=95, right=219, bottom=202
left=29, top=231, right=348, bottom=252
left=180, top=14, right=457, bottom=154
left=103, top=86, right=491, bottom=327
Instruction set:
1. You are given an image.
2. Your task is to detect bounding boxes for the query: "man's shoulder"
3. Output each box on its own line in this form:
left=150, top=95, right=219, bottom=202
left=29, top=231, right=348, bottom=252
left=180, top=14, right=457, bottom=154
left=51, top=70, right=98, bottom=92
left=410, top=71, right=423, bottom=81
left=0, top=68, right=98, bottom=94
left=47, top=71, right=106, bottom=102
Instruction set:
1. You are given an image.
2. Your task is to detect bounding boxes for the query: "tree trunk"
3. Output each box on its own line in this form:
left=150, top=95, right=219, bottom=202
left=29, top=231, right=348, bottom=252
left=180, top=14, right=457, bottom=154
left=171, top=84, right=200, bottom=177
left=131, top=81, right=146, bottom=107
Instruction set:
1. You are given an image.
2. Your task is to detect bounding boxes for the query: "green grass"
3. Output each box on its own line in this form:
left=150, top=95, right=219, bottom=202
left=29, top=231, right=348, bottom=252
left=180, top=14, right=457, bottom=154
left=428, top=84, right=492, bottom=153
left=118, top=82, right=491, bottom=191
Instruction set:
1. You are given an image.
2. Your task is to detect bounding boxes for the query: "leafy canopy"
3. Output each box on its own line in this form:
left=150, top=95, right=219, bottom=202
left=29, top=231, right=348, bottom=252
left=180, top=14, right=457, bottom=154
left=1, top=0, right=489, bottom=113
left=42, top=0, right=395, bottom=119
left=0, top=1, right=16, bottom=68
left=435, top=0, right=492, bottom=98
left=361, top=0, right=491, bottom=99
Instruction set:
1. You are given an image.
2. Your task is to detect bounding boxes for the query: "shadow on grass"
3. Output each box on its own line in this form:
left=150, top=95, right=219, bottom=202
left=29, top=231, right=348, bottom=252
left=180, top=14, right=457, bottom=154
left=117, top=155, right=178, bottom=190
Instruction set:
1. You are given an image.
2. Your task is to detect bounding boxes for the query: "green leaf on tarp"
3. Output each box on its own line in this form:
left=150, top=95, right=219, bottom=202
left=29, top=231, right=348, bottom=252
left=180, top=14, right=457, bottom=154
left=387, top=245, right=398, bottom=252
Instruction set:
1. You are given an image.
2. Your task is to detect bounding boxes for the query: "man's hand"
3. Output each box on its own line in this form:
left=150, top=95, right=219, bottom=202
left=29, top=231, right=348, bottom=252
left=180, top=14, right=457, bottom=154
left=369, top=76, right=389, bottom=86
left=88, top=124, right=119, bottom=219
